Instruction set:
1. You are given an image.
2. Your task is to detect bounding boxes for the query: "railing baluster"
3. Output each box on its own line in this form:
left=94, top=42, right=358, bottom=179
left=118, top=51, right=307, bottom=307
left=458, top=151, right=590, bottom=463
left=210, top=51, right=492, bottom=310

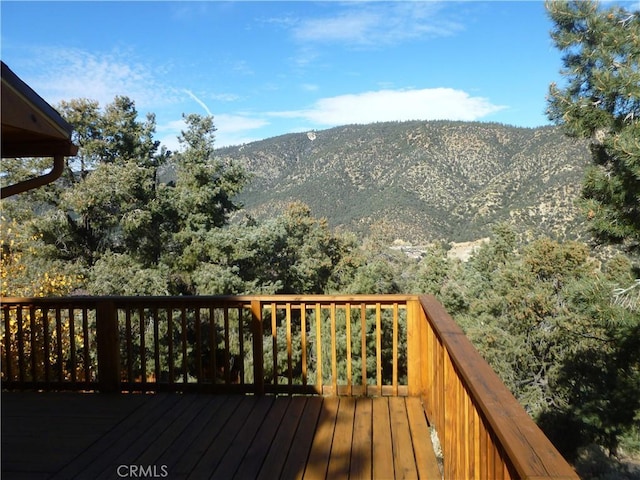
left=167, top=308, right=174, bottom=385
left=82, top=308, right=90, bottom=386
left=3, top=305, right=12, bottom=382
left=345, top=303, right=352, bottom=396
left=208, top=306, right=215, bottom=384
left=223, top=307, right=230, bottom=384
left=238, top=306, right=245, bottom=385
left=330, top=302, right=337, bottom=395
left=180, top=307, right=187, bottom=384
left=286, top=302, right=292, bottom=390
left=360, top=303, right=367, bottom=392
left=153, top=307, right=161, bottom=384
left=315, top=302, right=322, bottom=394
left=301, top=302, right=307, bottom=387
left=16, top=306, right=24, bottom=383
left=270, top=303, right=277, bottom=385
left=125, top=309, right=133, bottom=384
left=29, top=305, right=37, bottom=382
left=55, top=307, right=63, bottom=383
left=2, top=305, right=13, bottom=383
left=43, top=307, right=50, bottom=385
left=194, top=308, right=201, bottom=384
left=392, top=302, right=398, bottom=396
left=375, top=303, right=382, bottom=395
left=140, top=306, right=147, bottom=384
left=69, top=307, right=76, bottom=384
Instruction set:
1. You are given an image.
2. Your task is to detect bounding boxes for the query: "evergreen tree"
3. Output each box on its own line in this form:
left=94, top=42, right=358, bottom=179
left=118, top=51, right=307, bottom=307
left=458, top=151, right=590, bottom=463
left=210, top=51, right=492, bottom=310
left=546, top=0, right=640, bottom=251
left=30, top=97, right=167, bottom=268
left=169, top=114, right=247, bottom=291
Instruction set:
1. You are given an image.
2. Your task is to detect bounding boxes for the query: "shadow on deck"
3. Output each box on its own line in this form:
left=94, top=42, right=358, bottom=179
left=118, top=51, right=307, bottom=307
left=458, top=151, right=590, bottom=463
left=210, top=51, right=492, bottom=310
left=1, top=391, right=441, bottom=480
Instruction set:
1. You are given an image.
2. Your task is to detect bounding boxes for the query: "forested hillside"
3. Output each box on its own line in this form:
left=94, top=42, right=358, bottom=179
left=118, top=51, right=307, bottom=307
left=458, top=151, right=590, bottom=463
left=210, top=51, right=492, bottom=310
left=217, top=121, right=592, bottom=244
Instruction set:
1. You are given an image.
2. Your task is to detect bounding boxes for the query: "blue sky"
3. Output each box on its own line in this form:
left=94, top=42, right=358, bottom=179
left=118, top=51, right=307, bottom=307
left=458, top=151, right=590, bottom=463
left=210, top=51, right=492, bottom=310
left=1, top=1, right=637, bottom=149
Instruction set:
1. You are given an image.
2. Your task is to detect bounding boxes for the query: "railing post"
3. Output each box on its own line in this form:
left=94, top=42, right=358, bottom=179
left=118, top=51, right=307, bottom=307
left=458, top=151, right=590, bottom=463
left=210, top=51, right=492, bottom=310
left=250, top=300, right=264, bottom=395
left=406, top=298, right=424, bottom=396
left=96, top=300, right=120, bottom=393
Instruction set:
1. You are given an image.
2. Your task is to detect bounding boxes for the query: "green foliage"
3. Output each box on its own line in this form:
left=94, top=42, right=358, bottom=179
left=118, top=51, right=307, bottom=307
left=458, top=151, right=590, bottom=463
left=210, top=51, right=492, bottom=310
left=435, top=225, right=640, bottom=465
left=190, top=202, right=355, bottom=295
left=2, top=98, right=248, bottom=296
left=547, top=0, right=640, bottom=250
left=86, top=252, right=169, bottom=295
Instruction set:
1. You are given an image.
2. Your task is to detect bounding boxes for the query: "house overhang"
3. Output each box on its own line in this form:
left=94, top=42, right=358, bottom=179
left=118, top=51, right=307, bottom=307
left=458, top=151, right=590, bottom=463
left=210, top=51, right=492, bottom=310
left=1, top=61, right=78, bottom=198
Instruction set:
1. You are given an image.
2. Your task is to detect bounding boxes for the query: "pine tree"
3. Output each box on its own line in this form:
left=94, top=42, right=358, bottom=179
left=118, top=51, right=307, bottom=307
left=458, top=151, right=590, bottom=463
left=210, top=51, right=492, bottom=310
left=546, top=0, right=640, bottom=251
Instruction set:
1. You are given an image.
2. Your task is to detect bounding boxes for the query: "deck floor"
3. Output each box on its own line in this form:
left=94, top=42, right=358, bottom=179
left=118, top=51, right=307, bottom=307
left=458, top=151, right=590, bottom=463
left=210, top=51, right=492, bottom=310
left=2, top=392, right=441, bottom=480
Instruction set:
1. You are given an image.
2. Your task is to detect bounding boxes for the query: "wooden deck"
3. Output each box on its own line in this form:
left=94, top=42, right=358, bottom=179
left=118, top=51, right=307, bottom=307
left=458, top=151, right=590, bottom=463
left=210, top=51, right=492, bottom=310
left=1, top=392, right=441, bottom=480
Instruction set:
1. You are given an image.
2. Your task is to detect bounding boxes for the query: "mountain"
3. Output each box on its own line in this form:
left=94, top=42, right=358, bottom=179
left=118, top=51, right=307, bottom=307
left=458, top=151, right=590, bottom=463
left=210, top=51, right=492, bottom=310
left=217, top=120, right=592, bottom=244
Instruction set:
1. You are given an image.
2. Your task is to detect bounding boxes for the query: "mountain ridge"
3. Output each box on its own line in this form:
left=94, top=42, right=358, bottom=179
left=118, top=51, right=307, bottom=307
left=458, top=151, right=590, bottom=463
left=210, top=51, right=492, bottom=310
left=217, top=120, right=591, bottom=244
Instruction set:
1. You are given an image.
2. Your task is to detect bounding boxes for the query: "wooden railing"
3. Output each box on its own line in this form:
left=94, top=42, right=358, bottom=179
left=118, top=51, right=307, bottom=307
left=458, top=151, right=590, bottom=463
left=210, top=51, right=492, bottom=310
left=0, top=295, right=413, bottom=395
left=1, top=294, right=578, bottom=479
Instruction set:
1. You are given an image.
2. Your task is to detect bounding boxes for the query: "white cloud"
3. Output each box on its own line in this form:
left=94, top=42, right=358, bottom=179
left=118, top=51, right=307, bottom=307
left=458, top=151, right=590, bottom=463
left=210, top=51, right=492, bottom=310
left=157, top=114, right=269, bottom=150
left=215, top=114, right=270, bottom=147
left=270, top=88, right=507, bottom=126
left=216, top=114, right=269, bottom=133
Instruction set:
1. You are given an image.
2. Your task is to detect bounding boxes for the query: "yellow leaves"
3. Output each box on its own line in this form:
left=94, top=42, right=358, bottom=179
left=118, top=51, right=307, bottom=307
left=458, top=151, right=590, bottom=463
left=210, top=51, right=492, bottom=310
left=1, top=218, right=82, bottom=297
left=35, top=272, right=82, bottom=297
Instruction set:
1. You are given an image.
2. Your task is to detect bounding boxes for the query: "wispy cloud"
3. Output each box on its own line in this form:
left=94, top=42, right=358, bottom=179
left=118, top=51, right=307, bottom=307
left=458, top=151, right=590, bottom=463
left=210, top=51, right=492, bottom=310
left=210, top=93, right=241, bottom=102
left=19, top=47, right=175, bottom=110
left=269, top=88, right=507, bottom=125
left=291, top=2, right=463, bottom=47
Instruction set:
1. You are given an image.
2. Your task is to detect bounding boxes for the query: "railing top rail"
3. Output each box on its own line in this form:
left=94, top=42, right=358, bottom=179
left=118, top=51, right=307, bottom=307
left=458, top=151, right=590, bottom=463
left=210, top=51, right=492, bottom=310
left=418, top=294, right=578, bottom=479
left=1, top=294, right=417, bottom=306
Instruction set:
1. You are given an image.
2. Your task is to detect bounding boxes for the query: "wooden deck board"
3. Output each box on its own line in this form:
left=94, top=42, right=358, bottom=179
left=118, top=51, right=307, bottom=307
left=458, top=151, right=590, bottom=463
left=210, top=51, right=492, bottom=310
left=301, top=396, right=340, bottom=480
left=406, top=397, right=443, bottom=480
left=350, top=397, right=373, bottom=479
left=171, top=395, right=241, bottom=477
left=1, top=392, right=441, bottom=480
left=373, top=396, right=396, bottom=479
left=277, top=396, right=324, bottom=480
left=390, top=397, right=420, bottom=479
left=233, top=396, right=291, bottom=480
left=327, top=397, right=356, bottom=479
left=255, top=396, right=311, bottom=480
left=211, top=396, right=276, bottom=479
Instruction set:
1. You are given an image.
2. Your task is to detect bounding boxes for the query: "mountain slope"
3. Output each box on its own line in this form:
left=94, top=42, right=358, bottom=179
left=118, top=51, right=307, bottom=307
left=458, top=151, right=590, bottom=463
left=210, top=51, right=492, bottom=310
left=217, top=120, right=591, bottom=243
